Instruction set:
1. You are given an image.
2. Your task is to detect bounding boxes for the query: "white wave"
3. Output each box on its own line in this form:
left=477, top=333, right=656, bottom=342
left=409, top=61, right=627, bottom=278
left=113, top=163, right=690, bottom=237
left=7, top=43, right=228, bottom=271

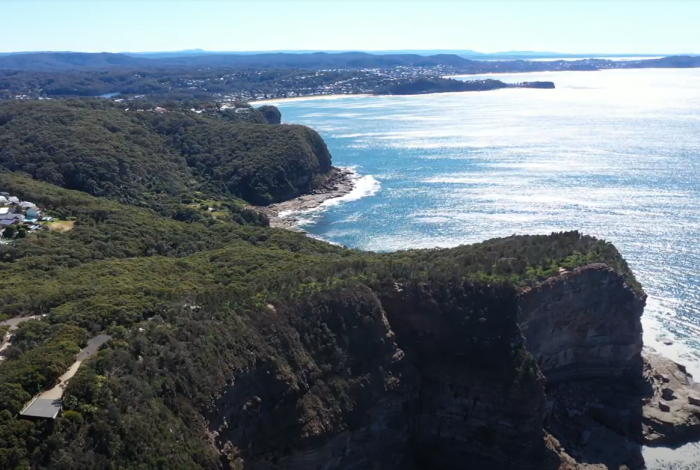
left=279, top=171, right=381, bottom=230
left=319, top=174, right=380, bottom=208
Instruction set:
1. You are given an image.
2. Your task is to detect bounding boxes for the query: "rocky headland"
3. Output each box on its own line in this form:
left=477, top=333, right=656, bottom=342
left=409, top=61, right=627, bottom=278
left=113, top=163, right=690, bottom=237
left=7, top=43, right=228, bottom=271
left=373, top=77, right=555, bottom=95
left=253, top=167, right=357, bottom=230
left=206, top=261, right=700, bottom=470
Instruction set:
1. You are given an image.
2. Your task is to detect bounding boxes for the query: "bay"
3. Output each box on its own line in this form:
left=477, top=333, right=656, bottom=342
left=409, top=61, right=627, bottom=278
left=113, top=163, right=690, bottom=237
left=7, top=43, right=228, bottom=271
left=264, top=70, right=700, bottom=467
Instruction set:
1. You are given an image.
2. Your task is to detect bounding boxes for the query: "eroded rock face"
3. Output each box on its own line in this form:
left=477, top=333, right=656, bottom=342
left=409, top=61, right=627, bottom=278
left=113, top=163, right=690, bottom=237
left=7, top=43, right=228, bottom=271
left=208, top=265, right=700, bottom=470
left=519, top=264, right=646, bottom=384
left=379, top=282, right=560, bottom=470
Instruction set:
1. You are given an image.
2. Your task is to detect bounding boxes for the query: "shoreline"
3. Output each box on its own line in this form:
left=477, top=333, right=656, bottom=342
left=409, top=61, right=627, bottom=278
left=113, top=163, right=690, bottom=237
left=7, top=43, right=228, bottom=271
left=254, top=167, right=357, bottom=231
left=250, top=94, right=371, bottom=104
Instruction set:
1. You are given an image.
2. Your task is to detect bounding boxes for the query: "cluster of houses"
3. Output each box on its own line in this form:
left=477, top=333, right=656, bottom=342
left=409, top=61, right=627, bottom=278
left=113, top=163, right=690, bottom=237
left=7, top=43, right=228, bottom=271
left=0, top=191, right=51, bottom=239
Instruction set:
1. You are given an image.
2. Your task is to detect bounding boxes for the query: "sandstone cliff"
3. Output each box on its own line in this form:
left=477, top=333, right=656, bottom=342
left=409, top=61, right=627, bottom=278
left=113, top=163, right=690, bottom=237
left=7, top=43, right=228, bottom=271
left=519, top=264, right=645, bottom=384
left=207, top=264, right=699, bottom=470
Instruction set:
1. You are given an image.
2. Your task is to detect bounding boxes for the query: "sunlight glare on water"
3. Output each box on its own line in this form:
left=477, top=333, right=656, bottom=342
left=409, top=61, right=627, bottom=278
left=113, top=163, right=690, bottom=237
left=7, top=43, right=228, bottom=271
left=265, top=72, right=700, bottom=445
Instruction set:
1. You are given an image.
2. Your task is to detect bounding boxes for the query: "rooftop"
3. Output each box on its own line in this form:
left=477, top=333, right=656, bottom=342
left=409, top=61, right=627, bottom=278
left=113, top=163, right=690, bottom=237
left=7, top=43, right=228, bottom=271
left=20, top=397, right=62, bottom=420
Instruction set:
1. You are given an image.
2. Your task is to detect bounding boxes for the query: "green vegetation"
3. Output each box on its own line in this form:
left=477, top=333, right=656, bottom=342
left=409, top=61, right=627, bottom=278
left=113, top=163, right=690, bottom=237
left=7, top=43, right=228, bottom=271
left=0, top=99, right=331, bottom=206
left=374, top=77, right=509, bottom=95
left=0, top=100, right=642, bottom=469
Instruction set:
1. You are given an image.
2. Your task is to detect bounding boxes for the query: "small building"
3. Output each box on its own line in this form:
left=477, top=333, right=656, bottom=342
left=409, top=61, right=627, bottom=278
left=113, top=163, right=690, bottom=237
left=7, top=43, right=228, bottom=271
left=0, top=196, right=7, bottom=205
left=8, top=196, right=19, bottom=204
left=26, top=207, right=41, bottom=219
left=0, top=192, right=9, bottom=198
left=0, top=207, right=8, bottom=215
left=20, top=397, right=62, bottom=420
left=0, top=213, right=25, bottom=225
left=20, top=201, right=36, bottom=210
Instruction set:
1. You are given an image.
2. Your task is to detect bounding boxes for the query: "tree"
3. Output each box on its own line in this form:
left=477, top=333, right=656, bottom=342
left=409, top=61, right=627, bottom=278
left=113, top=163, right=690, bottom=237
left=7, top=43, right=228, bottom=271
left=2, top=225, right=15, bottom=238
left=16, top=227, right=27, bottom=239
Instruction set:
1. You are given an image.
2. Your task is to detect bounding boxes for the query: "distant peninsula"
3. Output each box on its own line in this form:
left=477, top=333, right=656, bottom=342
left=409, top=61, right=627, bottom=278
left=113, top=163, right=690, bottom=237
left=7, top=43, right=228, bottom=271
left=373, top=77, right=555, bottom=96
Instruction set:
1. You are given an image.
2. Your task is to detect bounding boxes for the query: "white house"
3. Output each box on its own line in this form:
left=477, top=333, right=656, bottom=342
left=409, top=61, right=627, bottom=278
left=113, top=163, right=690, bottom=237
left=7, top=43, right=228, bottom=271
left=0, top=196, right=7, bottom=205
left=8, top=197, right=19, bottom=204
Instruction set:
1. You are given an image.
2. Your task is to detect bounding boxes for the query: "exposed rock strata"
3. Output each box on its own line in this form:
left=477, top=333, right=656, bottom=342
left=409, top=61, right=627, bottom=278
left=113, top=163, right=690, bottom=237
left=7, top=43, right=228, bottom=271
left=519, top=264, right=646, bottom=384
left=208, top=265, right=699, bottom=470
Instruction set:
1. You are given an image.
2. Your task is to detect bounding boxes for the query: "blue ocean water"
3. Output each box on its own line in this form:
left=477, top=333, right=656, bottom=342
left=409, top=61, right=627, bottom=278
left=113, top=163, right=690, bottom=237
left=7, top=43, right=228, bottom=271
left=264, top=71, right=700, bottom=464
left=267, top=68, right=700, bottom=467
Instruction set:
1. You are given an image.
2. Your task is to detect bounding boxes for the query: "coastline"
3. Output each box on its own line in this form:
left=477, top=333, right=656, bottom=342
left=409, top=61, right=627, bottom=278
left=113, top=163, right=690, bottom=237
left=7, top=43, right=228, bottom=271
left=254, top=167, right=357, bottom=231
left=250, top=93, right=371, bottom=104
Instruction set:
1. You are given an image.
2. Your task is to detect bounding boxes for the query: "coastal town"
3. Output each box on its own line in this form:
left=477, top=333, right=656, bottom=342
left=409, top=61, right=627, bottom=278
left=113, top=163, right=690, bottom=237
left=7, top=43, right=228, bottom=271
left=2, top=55, right=697, bottom=104
left=0, top=191, right=54, bottom=241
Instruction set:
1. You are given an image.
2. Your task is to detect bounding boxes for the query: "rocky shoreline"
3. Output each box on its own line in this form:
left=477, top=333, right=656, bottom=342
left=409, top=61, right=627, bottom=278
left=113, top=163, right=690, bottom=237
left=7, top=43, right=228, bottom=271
left=545, top=350, right=700, bottom=469
left=254, top=166, right=357, bottom=231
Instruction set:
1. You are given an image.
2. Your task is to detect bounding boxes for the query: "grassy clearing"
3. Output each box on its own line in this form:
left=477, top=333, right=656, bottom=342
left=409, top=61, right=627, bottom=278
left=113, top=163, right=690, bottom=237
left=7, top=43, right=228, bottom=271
left=47, top=220, right=75, bottom=232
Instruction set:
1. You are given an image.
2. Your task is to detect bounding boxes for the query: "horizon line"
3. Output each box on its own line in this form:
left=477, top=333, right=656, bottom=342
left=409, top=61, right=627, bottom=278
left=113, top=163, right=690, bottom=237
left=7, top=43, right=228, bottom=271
left=0, top=49, right=687, bottom=56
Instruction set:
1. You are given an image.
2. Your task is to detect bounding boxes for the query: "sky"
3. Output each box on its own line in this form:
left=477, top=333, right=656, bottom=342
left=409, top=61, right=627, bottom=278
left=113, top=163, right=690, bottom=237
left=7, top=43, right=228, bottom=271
left=1, top=0, right=698, bottom=54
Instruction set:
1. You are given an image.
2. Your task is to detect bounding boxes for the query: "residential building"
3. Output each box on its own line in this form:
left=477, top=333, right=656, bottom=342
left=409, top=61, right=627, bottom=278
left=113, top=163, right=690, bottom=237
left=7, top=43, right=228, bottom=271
left=26, top=207, right=41, bottom=219
left=0, top=213, right=25, bottom=224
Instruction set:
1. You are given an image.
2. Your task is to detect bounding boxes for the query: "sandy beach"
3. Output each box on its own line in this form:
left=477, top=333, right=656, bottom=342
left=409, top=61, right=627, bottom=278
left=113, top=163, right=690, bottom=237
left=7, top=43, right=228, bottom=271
left=254, top=167, right=357, bottom=230
left=250, top=94, right=371, bottom=105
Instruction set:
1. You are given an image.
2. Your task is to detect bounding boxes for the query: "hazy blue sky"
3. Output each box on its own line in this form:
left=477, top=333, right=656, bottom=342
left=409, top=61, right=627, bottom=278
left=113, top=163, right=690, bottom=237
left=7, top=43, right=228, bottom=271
left=1, top=0, right=698, bottom=54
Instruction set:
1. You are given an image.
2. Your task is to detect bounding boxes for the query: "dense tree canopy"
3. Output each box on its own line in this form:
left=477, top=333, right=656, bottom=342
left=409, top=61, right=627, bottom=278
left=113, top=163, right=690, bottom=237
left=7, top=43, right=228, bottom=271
left=0, top=100, right=331, bottom=206
left=0, top=99, right=641, bottom=470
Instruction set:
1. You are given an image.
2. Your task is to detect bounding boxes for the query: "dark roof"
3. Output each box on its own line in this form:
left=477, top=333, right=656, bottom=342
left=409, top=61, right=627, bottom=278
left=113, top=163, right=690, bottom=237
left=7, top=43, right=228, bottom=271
left=20, top=398, right=62, bottom=419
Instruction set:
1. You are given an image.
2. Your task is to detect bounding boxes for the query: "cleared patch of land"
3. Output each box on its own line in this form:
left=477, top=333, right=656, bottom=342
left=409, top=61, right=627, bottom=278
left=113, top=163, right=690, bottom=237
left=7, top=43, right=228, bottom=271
left=47, top=220, right=75, bottom=231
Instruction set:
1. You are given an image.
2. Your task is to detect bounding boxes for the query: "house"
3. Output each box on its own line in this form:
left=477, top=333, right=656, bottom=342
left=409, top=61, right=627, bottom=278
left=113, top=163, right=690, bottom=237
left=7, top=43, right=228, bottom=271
left=0, top=207, right=8, bottom=215
left=0, top=196, right=7, bottom=205
left=20, top=201, right=36, bottom=210
left=8, top=196, right=19, bottom=204
left=0, top=192, right=9, bottom=198
left=0, top=213, right=25, bottom=225
left=26, top=207, right=41, bottom=219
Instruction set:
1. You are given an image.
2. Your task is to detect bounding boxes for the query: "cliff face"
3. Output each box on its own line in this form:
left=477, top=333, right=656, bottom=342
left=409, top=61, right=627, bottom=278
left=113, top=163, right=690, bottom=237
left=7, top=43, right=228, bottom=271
left=519, top=264, right=646, bottom=384
left=208, top=287, right=418, bottom=470
left=378, top=282, right=559, bottom=470
left=209, top=265, right=650, bottom=470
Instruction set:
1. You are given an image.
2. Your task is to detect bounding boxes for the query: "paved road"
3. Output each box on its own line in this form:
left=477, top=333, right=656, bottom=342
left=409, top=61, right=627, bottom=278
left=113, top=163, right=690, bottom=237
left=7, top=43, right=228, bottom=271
left=39, top=335, right=112, bottom=399
left=0, top=315, right=44, bottom=361
left=21, top=335, right=112, bottom=417
left=0, top=315, right=42, bottom=330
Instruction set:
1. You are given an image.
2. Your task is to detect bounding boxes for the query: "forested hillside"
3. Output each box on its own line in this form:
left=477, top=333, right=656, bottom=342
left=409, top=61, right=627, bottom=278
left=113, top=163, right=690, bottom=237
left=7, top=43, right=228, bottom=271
left=0, top=100, right=329, bottom=206
left=0, top=100, right=640, bottom=469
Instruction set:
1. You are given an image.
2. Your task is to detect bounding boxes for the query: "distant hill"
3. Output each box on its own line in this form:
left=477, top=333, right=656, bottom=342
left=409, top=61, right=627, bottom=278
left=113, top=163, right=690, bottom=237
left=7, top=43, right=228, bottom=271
left=0, top=51, right=475, bottom=71
left=123, top=49, right=671, bottom=60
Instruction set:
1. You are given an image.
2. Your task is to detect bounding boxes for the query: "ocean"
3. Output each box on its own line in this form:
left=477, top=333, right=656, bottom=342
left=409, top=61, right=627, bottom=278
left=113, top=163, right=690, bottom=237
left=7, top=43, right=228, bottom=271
left=262, top=68, right=700, bottom=468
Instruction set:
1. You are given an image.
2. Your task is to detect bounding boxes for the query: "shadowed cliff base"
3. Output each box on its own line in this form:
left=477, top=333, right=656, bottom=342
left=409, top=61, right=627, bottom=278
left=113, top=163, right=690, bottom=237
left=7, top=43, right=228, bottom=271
left=206, top=263, right=700, bottom=470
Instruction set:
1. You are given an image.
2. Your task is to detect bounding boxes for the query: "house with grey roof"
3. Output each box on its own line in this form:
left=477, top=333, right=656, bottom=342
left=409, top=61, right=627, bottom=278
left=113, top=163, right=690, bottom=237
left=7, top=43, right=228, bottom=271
left=0, top=213, right=25, bottom=225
